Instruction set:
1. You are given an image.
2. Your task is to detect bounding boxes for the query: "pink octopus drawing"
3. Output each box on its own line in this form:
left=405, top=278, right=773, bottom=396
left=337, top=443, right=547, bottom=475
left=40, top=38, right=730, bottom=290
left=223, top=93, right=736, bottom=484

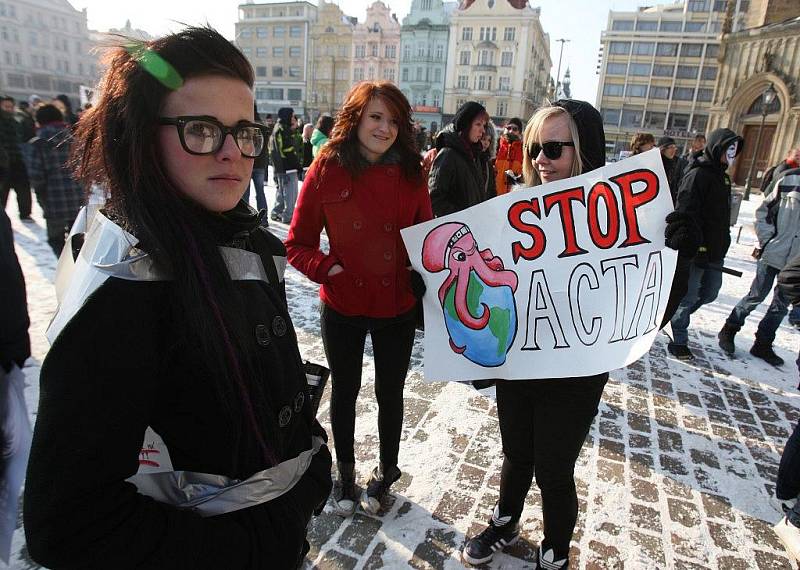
left=422, top=222, right=518, bottom=330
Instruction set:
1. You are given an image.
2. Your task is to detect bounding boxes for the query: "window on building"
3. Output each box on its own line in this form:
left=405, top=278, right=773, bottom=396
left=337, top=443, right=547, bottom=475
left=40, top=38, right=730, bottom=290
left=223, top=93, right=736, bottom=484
left=459, top=51, right=471, bottom=65
left=256, top=66, right=267, bottom=77
left=289, top=46, right=301, bottom=57
left=387, top=68, right=395, bottom=81
left=673, top=87, right=695, bottom=100
left=272, top=66, right=283, bottom=77
left=272, top=47, right=284, bottom=57
left=421, top=0, right=432, bottom=9
left=434, top=68, right=441, bottom=82
left=644, top=111, right=666, bottom=129
left=713, top=0, right=727, bottom=10
left=456, top=99, right=466, bottom=109
left=273, top=26, right=285, bottom=38
left=653, top=64, right=674, bottom=76
left=499, top=76, right=511, bottom=91
left=355, top=67, right=364, bottom=80
left=501, top=52, right=513, bottom=66
left=402, top=67, right=409, bottom=81
left=602, top=108, right=620, bottom=125
left=609, top=41, right=631, bottom=55
left=257, top=27, right=268, bottom=38
left=433, top=92, right=440, bottom=107
left=478, top=50, right=494, bottom=65
left=503, top=27, right=515, bottom=41
left=416, top=67, right=422, bottom=81
left=606, top=62, right=627, bottom=75
left=684, top=21, right=706, bottom=32
left=602, top=83, right=624, bottom=96
left=676, top=65, right=698, bottom=79
left=626, top=84, right=647, bottom=98
left=435, top=44, right=443, bottom=60
left=288, top=88, right=302, bottom=100
left=242, top=47, right=252, bottom=57
left=692, top=114, right=708, bottom=132
left=696, top=88, right=713, bottom=102
left=705, top=44, right=719, bottom=58
left=632, top=42, right=655, bottom=56
left=687, top=0, right=709, bottom=11
left=403, top=45, right=411, bottom=60
left=289, top=66, right=300, bottom=77
left=701, top=66, right=717, bottom=80
left=371, top=44, right=378, bottom=57
left=635, top=20, right=658, bottom=31
left=457, top=75, right=468, bottom=88
left=649, top=85, right=671, bottom=99
left=667, top=113, right=690, bottom=129
left=660, top=20, right=682, bottom=32
left=462, top=27, right=472, bottom=41
left=253, top=47, right=264, bottom=58
left=611, top=20, right=634, bottom=31
left=621, top=109, right=644, bottom=127
left=368, top=66, right=374, bottom=79
left=497, top=100, right=507, bottom=117
left=477, top=75, right=487, bottom=90
left=656, top=42, right=678, bottom=56
left=240, top=27, right=252, bottom=39
left=680, top=43, right=703, bottom=57
left=262, top=88, right=284, bottom=100
left=289, top=26, right=301, bottom=37
left=629, top=63, right=651, bottom=76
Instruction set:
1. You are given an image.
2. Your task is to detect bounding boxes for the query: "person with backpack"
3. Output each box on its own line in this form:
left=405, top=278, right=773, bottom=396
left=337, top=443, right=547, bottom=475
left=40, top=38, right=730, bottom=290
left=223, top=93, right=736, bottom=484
left=22, top=104, right=84, bottom=255
left=269, top=107, right=300, bottom=223
left=717, top=162, right=800, bottom=366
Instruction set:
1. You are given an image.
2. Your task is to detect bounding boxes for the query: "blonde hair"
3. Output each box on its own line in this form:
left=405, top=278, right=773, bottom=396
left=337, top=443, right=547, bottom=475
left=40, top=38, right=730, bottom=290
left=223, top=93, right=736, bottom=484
left=522, top=106, right=582, bottom=186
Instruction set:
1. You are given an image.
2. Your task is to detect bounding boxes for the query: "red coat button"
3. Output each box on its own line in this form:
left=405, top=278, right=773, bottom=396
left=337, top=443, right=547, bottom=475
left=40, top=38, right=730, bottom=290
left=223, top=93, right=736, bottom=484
left=384, top=223, right=393, bottom=232
left=383, top=251, right=392, bottom=261
left=355, top=278, right=364, bottom=287
left=381, top=277, right=391, bottom=287
left=340, top=189, right=350, bottom=198
left=353, top=220, right=362, bottom=230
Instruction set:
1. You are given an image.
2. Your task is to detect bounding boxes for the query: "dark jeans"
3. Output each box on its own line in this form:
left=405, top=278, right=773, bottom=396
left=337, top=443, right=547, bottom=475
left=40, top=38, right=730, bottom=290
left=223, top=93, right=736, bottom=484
left=320, top=303, right=416, bottom=468
left=777, top=419, right=800, bottom=500
left=726, top=260, right=789, bottom=345
left=495, top=373, right=608, bottom=558
left=243, top=167, right=268, bottom=212
left=669, top=262, right=724, bottom=345
left=1, top=162, right=31, bottom=218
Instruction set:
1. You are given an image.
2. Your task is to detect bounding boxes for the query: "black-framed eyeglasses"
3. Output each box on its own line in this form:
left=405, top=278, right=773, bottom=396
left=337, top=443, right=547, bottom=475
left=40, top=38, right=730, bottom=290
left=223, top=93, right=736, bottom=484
left=528, top=141, right=575, bottom=160
left=506, top=125, right=520, bottom=132
left=158, top=116, right=267, bottom=158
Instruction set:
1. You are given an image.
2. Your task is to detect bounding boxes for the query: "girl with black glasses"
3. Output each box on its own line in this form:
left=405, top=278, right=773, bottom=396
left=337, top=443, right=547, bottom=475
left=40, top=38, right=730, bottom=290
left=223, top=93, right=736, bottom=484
left=24, top=27, right=331, bottom=569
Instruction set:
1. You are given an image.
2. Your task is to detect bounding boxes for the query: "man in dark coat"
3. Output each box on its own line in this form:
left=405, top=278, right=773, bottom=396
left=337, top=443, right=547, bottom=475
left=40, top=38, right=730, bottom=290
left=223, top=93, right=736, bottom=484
left=667, top=127, right=744, bottom=360
left=269, top=107, right=300, bottom=224
left=0, top=207, right=29, bottom=376
left=658, top=136, right=687, bottom=203
left=429, top=101, right=490, bottom=217
left=0, top=96, right=32, bottom=221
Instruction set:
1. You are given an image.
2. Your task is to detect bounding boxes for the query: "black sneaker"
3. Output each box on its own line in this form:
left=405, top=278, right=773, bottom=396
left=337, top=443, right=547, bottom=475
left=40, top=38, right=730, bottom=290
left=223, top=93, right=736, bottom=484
left=360, top=464, right=401, bottom=515
left=774, top=502, right=800, bottom=561
left=332, top=477, right=359, bottom=517
left=667, top=342, right=694, bottom=360
left=269, top=212, right=281, bottom=222
left=533, top=544, right=569, bottom=569
left=751, top=343, right=784, bottom=366
left=462, top=505, right=520, bottom=565
left=717, top=324, right=737, bottom=355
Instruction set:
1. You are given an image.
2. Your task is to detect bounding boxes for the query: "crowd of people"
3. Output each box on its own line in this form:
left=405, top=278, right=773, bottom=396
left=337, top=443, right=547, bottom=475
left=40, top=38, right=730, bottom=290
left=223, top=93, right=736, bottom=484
left=2, top=24, right=800, bottom=569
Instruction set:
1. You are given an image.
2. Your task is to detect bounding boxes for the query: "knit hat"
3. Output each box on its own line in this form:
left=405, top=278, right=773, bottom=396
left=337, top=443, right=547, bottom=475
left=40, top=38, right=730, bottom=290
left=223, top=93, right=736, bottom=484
left=28, top=94, right=42, bottom=106
left=658, top=136, right=677, bottom=148
left=277, top=107, right=294, bottom=124
left=507, top=117, right=523, bottom=131
left=452, top=101, right=487, bottom=134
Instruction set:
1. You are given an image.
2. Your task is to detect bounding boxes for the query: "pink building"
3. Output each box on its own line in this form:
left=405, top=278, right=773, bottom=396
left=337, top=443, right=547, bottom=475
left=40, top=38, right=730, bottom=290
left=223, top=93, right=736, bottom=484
left=352, top=1, right=401, bottom=84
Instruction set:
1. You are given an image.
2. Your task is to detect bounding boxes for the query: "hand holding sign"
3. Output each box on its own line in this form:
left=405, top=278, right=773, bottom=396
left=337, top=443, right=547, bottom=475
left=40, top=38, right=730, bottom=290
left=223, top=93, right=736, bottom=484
left=401, top=150, right=678, bottom=381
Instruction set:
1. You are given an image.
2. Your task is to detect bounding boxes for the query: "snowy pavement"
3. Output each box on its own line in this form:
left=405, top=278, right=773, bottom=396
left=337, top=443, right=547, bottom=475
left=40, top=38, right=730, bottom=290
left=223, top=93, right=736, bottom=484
left=6, top=183, right=800, bottom=569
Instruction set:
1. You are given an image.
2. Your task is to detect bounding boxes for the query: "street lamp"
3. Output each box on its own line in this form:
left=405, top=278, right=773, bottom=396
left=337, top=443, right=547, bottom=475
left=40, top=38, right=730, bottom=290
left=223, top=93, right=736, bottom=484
left=743, top=83, right=778, bottom=200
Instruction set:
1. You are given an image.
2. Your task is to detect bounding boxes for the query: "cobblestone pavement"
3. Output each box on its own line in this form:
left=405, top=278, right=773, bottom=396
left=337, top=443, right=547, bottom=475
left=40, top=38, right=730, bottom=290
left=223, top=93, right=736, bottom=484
left=9, top=193, right=800, bottom=569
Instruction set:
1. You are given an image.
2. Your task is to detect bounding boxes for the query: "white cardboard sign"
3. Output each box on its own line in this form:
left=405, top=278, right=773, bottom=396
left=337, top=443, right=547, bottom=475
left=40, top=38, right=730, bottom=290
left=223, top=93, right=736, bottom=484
left=401, top=149, right=677, bottom=381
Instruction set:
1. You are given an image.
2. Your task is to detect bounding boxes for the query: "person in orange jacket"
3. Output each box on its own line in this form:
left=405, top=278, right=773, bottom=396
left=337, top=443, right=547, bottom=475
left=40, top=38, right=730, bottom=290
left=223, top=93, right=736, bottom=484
left=494, top=117, right=524, bottom=195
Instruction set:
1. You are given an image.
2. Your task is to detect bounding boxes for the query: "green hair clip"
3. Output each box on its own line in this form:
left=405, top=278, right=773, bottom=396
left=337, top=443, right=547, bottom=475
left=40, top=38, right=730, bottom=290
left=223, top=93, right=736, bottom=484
left=125, top=44, right=183, bottom=90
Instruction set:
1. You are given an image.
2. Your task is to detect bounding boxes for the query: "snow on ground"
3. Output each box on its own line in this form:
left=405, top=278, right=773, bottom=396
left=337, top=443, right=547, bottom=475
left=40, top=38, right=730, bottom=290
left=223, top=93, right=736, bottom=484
left=6, top=179, right=800, bottom=569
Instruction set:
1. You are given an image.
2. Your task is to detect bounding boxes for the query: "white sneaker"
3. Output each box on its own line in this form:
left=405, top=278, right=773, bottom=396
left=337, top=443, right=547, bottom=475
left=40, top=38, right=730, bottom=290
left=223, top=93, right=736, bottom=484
left=774, top=512, right=800, bottom=562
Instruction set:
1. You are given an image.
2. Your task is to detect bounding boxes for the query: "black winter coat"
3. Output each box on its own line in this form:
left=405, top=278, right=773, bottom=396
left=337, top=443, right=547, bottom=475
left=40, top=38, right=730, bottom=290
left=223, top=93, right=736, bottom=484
left=24, top=204, right=332, bottom=569
left=429, top=130, right=485, bottom=217
left=674, top=128, right=742, bottom=263
left=0, top=208, right=29, bottom=371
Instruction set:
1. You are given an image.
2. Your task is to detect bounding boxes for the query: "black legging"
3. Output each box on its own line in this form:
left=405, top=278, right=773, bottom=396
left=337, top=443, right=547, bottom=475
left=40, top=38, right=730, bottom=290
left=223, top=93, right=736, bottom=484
left=495, top=373, right=608, bottom=558
left=320, top=303, right=416, bottom=468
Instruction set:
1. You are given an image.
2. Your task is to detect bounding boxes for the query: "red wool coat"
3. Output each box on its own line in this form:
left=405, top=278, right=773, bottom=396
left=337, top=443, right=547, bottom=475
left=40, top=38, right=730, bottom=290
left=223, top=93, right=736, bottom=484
left=286, top=158, right=433, bottom=318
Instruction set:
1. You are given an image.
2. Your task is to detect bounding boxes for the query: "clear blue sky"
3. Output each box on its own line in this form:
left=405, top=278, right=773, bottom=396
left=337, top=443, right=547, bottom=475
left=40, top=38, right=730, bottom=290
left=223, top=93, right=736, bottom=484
left=75, top=0, right=648, bottom=102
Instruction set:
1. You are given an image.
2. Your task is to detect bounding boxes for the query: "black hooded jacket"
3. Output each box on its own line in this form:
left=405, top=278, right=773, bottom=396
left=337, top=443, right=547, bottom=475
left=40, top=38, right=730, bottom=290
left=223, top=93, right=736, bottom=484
left=0, top=208, right=30, bottom=371
left=429, top=128, right=486, bottom=217
left=674, top=128, right=743, bottom=263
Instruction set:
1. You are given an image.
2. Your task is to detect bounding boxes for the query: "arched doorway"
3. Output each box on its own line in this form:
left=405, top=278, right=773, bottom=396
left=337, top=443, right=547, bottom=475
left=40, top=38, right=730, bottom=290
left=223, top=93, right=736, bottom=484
left=732, top=93, right=781, bottom=186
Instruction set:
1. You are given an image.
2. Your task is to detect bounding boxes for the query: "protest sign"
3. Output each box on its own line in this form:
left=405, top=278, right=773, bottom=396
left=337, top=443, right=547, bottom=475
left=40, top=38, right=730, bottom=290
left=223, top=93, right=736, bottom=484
left=401, top=149, right=677, bottom=381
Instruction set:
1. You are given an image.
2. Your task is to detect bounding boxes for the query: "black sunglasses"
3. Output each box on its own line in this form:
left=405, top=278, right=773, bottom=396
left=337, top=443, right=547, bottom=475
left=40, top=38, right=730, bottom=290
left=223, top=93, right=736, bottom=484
left=528, top=140, right=575, bottom=160
left=158, top=115, right=267, bottom=158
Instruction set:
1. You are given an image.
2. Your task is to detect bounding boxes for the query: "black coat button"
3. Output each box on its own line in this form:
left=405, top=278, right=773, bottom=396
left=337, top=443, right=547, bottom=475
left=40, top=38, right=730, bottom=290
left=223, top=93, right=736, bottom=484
left=293, top=391, right=305, bottom=413
left=383, top=251, right=392, bottom=261
left=279, top=406, right=292, bottom=427
left=272, top=316, right=287, bottom=337
left=255, top=324, right=271, bottom=347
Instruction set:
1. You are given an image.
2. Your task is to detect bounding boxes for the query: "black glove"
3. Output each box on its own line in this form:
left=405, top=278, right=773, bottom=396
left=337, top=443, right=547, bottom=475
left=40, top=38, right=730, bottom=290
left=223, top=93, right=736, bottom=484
left=664, top=211, right=701, bottom=258
left=409, top=269, right=426, bottom=299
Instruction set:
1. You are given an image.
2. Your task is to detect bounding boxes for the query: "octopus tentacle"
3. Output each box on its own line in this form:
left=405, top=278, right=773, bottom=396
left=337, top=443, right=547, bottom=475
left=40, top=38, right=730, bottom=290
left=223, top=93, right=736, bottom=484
left=473, top=258, right=518, bottom=293
left=438, top=273, right=456, bottom=305
left=455, top=269, right=490, bottom=329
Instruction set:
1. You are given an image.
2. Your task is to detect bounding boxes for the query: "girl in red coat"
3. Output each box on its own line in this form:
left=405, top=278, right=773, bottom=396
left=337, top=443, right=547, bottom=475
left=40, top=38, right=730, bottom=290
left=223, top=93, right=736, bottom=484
left=286, top=81, right=432, bottom=517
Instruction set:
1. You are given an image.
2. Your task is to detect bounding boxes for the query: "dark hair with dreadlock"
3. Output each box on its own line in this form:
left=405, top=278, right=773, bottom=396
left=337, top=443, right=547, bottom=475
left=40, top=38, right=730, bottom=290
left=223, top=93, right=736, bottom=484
left=70, top=26, right=280, bottom=472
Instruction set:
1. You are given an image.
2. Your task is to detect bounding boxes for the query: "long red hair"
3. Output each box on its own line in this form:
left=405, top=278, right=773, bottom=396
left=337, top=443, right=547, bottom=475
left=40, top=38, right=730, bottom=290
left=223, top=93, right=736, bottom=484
left=318, top=80, right=423, bottom=184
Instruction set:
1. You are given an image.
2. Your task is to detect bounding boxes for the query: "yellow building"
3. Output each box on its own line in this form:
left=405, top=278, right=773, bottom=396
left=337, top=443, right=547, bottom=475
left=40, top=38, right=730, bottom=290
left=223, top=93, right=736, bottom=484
left=307, top=2, right=356, bottom=118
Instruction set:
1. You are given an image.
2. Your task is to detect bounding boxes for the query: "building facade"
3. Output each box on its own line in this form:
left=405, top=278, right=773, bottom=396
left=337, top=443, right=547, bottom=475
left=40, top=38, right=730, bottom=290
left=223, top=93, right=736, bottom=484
left=443, top=0, right=551, bottom=126
left=307, top=1, right=355, bottom=119
left=595, top=1, right=747, bottom=159
left=399, top=0, right=455, bottom=132
left=236, top=1, right=316, bottom=119
left=0, top=0, right=99, bottom=108
left=708, top=4, right=800, bottom=187
left=351, top=1, right=400, bottom=85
